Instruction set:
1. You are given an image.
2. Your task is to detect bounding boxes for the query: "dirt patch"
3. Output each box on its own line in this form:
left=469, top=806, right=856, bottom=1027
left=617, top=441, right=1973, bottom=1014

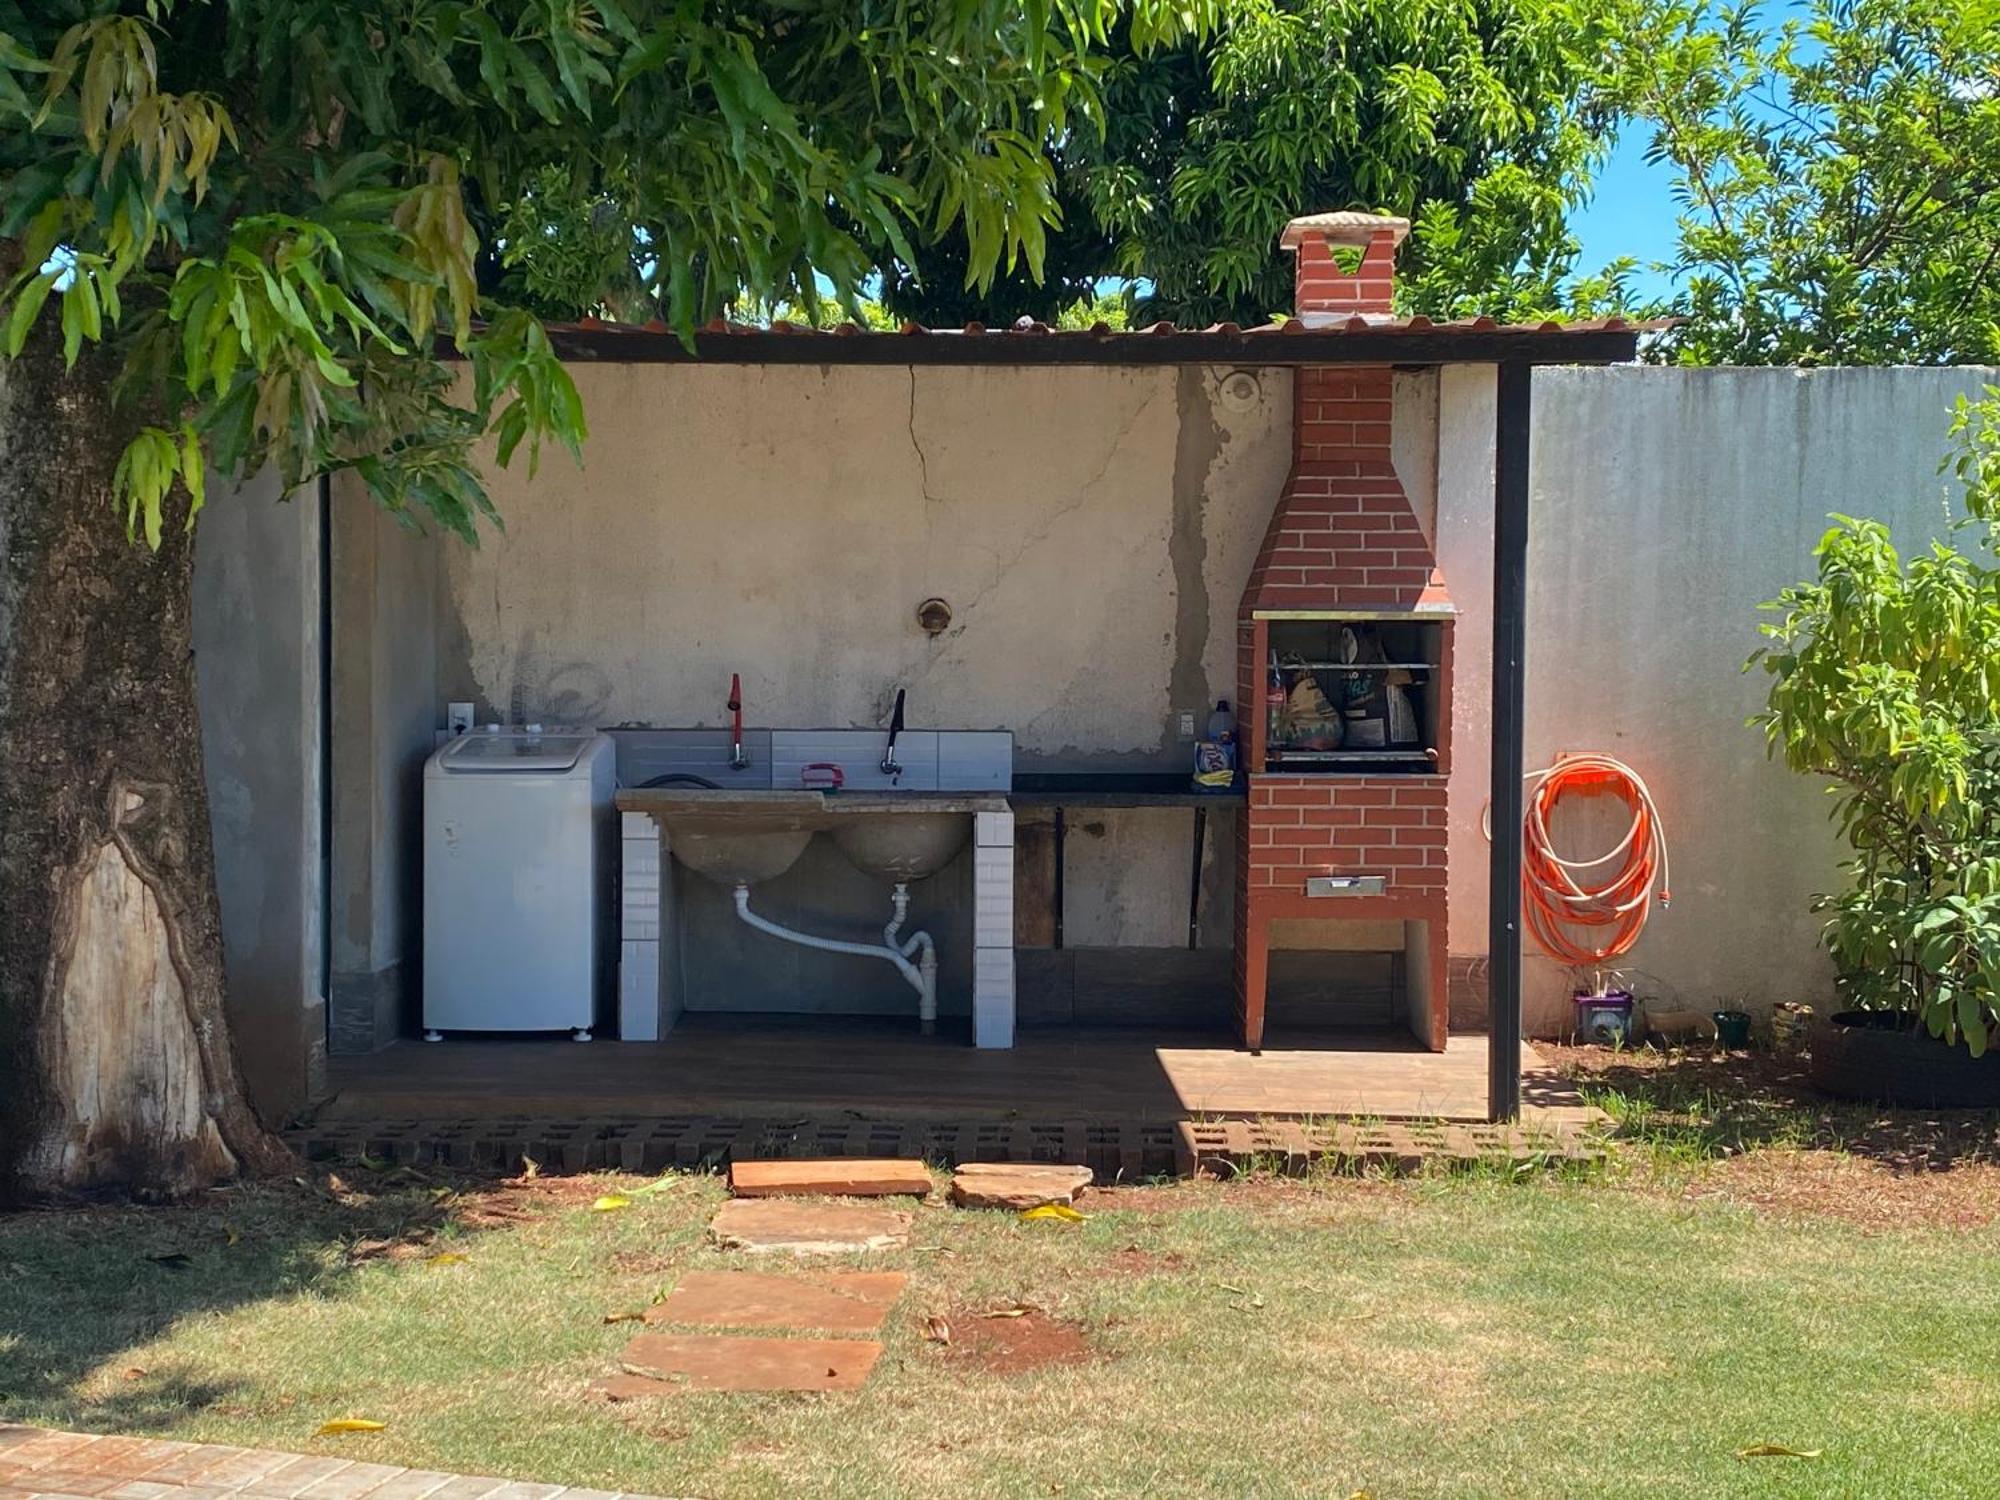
left=450, top=1172, right=629, bottom=1230
left=1105, top=1246, right=1188, bottom=1276
left=939, top=1307, right=1095, bottom=1375
left=449, top=1192, right=544, bottom=1232
left=1681, top=1149, right=2000, bottom=1232
left=1080, top=1192, right=1184, bottom=1216
left=608, top=1249, right=680, bottom=1276
left=1547, top=1042, right=2000, bottom=1228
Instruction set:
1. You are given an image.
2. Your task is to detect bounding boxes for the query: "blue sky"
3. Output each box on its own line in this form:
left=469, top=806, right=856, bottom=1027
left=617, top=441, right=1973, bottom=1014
left=1569, top=130, right=1685, bottom=300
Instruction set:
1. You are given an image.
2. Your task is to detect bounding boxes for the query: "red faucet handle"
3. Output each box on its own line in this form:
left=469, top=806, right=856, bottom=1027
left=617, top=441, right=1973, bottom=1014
left=800, top=762, right=845, bottom=791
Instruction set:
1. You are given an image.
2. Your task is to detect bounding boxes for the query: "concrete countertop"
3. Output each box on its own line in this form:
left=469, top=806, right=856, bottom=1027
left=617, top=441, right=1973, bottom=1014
left=615, top=788, right=1012, bottom=817
left=1006, top=771, right=1244, bottom=807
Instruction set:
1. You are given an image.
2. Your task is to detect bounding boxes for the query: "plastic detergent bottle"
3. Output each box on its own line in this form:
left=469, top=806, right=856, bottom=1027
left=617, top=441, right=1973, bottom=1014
left=1192, top=699, right=1238, bottom=791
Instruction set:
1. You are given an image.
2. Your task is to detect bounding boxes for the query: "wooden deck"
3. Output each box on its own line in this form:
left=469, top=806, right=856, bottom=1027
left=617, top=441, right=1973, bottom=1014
left=322, top=1016, right=1585, bottom=1127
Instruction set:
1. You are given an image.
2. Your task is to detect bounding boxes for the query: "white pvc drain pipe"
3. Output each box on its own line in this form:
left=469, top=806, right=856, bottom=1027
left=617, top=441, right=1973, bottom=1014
left=732, top=881, right=940, bottom=1033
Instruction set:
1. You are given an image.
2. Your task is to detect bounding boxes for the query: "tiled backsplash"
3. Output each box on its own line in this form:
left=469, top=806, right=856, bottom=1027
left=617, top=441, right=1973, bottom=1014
left=609, top=728, right=1012, bottom=791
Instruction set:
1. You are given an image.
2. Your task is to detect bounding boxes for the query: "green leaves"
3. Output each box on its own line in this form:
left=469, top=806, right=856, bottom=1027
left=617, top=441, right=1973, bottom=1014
left=0, top=0, right=1231, bottom=554
left=1603, top=0, right=2000, bottom=366
left=1758, top=396, right=2000, bottom=1053
left=110, top=423, right=204, bottom=549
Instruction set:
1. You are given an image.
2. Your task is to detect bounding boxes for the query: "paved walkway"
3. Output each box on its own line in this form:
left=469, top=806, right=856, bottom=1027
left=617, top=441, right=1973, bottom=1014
left=0, top=1427, right=676, bottom=1500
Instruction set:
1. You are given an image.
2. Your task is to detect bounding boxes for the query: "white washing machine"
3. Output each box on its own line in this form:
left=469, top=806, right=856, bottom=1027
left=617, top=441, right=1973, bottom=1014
left=423, top=727, right=616, bottom=1039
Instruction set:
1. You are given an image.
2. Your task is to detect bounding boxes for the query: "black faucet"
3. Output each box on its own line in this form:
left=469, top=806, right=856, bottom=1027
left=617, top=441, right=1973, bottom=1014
left=881, top=687, right=906, bottom=777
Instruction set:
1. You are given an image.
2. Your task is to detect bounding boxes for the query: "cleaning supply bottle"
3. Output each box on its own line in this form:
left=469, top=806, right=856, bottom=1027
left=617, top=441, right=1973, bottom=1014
left=1192, top=699, right=1238, bottom=791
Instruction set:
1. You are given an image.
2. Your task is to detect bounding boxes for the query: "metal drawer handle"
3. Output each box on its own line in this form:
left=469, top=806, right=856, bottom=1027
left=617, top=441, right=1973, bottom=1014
left=1304, top=874, right=1386, bottom=898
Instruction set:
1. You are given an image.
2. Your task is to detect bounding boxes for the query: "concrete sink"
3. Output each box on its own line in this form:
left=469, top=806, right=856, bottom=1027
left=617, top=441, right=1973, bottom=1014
left=614, top=789, right=998, bottom=887
left=828, top=814, right=969, bottom=882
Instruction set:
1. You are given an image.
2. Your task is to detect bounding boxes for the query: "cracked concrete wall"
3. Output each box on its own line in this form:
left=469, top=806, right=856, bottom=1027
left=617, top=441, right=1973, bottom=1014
left=441, top=364, right=1292, bottom=762
left=437, top=361, right=1405, bottom=946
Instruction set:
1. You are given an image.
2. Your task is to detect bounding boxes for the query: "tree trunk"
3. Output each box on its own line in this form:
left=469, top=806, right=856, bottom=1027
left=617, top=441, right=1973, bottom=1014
left=0, top=314, right=291, bottom=1200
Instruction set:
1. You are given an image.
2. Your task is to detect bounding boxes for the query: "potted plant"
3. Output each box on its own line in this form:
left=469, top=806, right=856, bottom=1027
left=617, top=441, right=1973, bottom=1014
left=1752, top=391, right=2000, bottom=1106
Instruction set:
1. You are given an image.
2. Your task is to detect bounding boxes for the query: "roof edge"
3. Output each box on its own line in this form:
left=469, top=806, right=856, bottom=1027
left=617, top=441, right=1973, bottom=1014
left=507, top=317, right=1663, bottom=369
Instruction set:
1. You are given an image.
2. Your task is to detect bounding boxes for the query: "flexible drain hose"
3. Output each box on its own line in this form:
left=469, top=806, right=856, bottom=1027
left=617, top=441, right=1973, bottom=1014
left=1487, top=753, right=1670, bottom=966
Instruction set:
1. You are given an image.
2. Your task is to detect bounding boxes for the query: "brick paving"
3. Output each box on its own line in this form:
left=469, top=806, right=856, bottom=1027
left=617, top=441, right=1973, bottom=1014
left=0, top=1427, right=681, bottom=1500
left=290, top=1114, right=1178, bottom=1180
left=1173, top=1116, right=1607, bottom=1177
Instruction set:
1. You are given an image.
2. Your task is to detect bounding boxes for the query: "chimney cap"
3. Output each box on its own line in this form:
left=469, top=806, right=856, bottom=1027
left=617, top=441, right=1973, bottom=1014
left=1279, top=212, right=1412, bottom=252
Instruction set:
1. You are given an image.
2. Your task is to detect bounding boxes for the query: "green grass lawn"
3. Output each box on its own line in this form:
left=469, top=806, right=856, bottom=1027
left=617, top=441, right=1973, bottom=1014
left=4, top=1141, right=1999, bottom=1500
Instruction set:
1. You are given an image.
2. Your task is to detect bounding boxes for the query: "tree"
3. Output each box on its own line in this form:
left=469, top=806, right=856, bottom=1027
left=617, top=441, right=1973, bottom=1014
left=0, top=0, right=1209, bottom=1199
left=1603, top=0, right=2000, bottom=365
left=876, top=0, right=1624, bottom=328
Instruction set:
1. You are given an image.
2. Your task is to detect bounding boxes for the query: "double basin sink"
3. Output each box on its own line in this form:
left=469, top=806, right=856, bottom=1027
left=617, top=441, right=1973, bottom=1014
left=612, top=788, right=1005, bottom=886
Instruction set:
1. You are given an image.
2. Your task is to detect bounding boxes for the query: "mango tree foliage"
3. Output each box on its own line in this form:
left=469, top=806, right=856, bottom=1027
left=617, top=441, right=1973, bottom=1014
left=875, top=0, right=1624, bottom=327
left=0, top=0, right=1214, bottom=544
left=1754, top=395, right=2000, bottom=1054
left=1602, top=0, right=2000, bottom=365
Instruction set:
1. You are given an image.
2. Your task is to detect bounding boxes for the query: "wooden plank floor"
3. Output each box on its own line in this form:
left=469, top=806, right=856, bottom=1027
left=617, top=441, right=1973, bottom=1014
left=323, top=1016, right=1585, bottom=1125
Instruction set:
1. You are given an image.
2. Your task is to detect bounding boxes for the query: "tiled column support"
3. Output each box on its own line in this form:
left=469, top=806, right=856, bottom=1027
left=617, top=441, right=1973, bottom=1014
left=619, top=812, right=672, bottom=1041
left=973, top=808, right=1016, bottom=1048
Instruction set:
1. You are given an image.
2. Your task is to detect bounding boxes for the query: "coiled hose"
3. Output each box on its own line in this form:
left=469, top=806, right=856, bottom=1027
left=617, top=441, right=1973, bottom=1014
left=1489, top=753, right=1670, bottom=965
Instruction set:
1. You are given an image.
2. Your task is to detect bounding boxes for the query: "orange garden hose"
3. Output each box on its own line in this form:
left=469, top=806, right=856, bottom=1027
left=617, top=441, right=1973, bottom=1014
left=1489, top=753, right=1671, bottom=966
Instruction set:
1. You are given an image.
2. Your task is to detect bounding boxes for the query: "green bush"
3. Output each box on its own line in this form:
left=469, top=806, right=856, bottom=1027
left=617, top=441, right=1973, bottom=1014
left=1752, top=392, right=2000, bottom=1055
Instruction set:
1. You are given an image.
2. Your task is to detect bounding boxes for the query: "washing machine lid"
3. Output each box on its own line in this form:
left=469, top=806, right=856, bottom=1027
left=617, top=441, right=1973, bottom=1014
left=439, top=731, right=593, bottom=772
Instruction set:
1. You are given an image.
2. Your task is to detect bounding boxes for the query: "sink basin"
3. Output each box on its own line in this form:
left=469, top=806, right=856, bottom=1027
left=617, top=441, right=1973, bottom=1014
left=665, top=823, right=816, bottom=886
left=828, top=814, right=969, bottom=882
left=616, top=788, right=997, bottom=887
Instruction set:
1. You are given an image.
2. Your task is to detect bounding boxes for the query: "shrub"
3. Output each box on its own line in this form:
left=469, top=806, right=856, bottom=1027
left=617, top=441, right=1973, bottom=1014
left=1752, top=392, right=2000, bottom=1055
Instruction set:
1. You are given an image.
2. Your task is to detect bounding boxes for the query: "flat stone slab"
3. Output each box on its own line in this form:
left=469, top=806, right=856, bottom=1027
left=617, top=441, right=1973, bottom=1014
left=0, top=1424, right=688, bottom=1500
left=727, top=1158, right=932, bottom=1198
left=708, top=1198, right=911, bottom=1255
left=949, top=1162, right=1095, bottom=1210
left=646, top=1270, right=907, bottom=1332
left=607, top=1332, right=883, bottom=1393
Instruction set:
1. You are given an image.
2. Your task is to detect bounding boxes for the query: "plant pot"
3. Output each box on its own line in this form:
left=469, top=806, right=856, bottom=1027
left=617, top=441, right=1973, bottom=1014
left=1807, top=1009, right=2000, bottom=1108
left=1711, top=1010, right=1752, bottom=1050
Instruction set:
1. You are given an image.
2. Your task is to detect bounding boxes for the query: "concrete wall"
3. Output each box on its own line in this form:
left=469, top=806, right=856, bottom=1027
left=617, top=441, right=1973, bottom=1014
left=1439, top=365, right=2000, bottom=1033
left=439, top=362, right=1440, bottom=957
left=193, top=472, right=324, bottom=1118
left=328, top=484, right=440, bottom=1051
left=444, top=364, right=1289, bottom=758
left=315, top=358, right=2000, bottom=1045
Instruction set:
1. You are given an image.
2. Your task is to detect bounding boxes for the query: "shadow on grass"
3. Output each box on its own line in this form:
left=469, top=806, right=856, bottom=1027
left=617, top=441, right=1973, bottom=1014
left=1553, top=1044, right=2000, bottom=1169
left=0, top=1165, right=558, bottom=1434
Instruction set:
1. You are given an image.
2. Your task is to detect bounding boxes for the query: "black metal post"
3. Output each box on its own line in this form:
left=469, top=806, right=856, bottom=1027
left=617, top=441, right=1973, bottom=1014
left=1187, top=804, right=1208, bottom=950
left=1488, top=360, right=1532, bottom=1122
left=1052, top=804, right=1067, bottom=950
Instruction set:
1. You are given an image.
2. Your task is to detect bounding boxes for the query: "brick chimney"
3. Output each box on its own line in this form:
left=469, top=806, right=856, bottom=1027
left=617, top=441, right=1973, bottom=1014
left=1241, top=213, right=1446, bottom=618
left=1280, top=211, right=1409, bottom=325
left=1230, top=211, right=1454, bottom=1056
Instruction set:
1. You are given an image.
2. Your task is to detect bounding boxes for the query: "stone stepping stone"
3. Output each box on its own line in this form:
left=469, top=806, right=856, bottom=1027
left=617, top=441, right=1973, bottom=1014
left=646, top=1271, right=907, bottom=1333
left=728, top=1158, right=932, bottom=1198
left=949, top=1162, right=1094, bottom=1211
left=602, top=1332, right=883, bottom=1395
left=709, top=1197, right=911, bottom=1255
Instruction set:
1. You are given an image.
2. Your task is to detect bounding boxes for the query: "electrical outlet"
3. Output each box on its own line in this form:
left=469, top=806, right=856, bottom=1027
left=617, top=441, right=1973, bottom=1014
left=447, top=701, right=475, bottom=736
left=1177, top=710, right=1197, bottom=740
